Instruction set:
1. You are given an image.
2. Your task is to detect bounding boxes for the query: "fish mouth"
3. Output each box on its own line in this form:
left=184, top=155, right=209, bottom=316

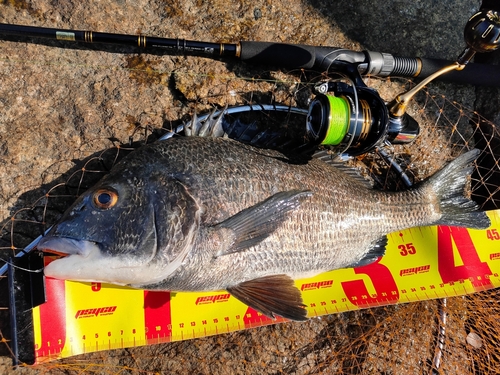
left=38, top=235, right=157, bottom=286
left=37, top=236, right=99, bottom=258
left=37, top=234, right=187, bottom=287
left=38, top=236, right=110, bottom=282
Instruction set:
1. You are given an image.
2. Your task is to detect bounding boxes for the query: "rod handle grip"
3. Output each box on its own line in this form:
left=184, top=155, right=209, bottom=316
left=239, top=41, right=318, bottom=68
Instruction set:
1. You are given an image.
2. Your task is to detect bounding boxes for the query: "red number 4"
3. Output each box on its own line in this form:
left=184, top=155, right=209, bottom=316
left=438, top=226, right=492, bottom=291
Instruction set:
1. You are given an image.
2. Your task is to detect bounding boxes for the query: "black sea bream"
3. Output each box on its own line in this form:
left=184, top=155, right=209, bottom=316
left=38, top=136, right=490, bottom=320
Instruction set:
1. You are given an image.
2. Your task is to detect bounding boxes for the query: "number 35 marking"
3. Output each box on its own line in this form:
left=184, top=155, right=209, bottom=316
left=399, top=243, right=416, bottom=256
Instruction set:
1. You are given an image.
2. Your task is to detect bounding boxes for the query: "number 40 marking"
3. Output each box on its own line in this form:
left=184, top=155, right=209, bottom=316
left=438, top=226, right=492, bottom=291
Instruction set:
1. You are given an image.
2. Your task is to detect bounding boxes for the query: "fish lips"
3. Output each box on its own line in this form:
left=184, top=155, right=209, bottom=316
left=38, top=236, right=113, bottom=282
left=37, top=236, right=98, bottom=258
left=38, top=236, right=158, bottom=285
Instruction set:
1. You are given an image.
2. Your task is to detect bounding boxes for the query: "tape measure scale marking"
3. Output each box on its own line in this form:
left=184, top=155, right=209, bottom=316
left=32, top=210, right=500, bottom=363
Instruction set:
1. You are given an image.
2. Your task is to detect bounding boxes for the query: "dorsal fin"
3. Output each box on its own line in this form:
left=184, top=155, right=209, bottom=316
left=184, top=107, right=227, bottom=137
left=313, top=150, right=374, bottom=188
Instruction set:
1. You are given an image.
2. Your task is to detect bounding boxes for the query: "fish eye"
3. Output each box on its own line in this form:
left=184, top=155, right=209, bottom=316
left=93, top=189, right=118, bottom=209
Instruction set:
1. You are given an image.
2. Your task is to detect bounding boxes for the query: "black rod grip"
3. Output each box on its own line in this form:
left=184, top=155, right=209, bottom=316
left=239, top=41, right=318, bottom=68
left=239, top=41, right=367, bottom=70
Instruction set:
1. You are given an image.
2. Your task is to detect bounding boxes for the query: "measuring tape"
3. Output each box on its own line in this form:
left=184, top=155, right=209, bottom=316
left=32, top=210, right=500, bottom=363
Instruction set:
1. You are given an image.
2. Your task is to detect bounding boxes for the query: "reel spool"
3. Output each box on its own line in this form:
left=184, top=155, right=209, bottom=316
left=306, top=81, right=420, bottom=156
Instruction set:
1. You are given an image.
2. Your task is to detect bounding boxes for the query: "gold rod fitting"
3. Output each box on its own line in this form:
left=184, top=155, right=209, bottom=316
left=138, top=35, right=146, bottom=48
left=390, top=62, right=464, bottom=117
left=84, top=31, right=93, bottom=43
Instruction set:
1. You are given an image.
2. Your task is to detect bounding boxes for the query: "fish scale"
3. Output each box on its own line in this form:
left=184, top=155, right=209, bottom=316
left=38, top=136, right=490, bottom=321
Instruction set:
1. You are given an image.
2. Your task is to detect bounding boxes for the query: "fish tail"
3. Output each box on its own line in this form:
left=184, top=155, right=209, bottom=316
left=427, top=149, right=490, bottom=229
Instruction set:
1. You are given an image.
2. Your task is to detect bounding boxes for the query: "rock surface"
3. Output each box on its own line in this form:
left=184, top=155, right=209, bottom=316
left=0, top=0, right=498, bottom=374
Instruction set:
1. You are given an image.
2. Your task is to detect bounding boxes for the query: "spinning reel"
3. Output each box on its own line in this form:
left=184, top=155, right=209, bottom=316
left=305, top=66, right=419, bottom=157
left=307, top=1, right=500, bottom=157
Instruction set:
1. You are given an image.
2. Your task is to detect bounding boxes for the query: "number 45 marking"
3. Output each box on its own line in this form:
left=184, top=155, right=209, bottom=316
left=487, top=228, right=500, bottom=241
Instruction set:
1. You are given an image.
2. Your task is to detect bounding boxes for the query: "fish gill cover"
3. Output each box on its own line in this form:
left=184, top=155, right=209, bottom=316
left=1, top=0, right=500, bottom=374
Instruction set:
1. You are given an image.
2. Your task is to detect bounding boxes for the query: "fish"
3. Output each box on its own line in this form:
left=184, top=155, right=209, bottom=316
left=37, top=133, right=491, bottom=321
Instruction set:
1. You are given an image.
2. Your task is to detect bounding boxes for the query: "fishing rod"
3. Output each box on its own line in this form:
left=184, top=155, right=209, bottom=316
left=1, top=22, right=500, bottom=87
left=1, top=7, right=498, bottom=159
left=1, top=6, right=499, bottom=158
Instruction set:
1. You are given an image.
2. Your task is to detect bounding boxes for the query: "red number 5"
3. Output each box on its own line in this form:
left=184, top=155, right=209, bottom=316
left=341, top=257, right=399, bottom=307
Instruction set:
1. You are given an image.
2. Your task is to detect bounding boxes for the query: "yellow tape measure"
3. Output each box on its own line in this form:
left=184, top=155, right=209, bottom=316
left=32, top=210, right=500, bottom=363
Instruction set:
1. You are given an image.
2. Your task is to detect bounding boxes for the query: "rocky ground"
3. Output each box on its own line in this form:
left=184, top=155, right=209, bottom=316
left=1, top=0, right=499, bottom=374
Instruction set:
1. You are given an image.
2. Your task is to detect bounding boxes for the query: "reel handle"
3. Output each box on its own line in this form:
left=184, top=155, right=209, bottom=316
left=458, top=8, right=500, bottom=65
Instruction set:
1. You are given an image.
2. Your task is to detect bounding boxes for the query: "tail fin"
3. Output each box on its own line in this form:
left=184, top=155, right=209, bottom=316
left=428, top=149, right=490, bottom=229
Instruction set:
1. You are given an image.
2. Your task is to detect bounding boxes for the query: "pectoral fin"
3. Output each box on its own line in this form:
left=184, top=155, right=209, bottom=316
left=227, top=275, right=308, bottom=321
left=214, top=190, right=312, bottom=257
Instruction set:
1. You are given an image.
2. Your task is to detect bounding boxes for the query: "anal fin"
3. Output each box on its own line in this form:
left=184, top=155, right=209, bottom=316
left=227, top=275, right=307, bottom=321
